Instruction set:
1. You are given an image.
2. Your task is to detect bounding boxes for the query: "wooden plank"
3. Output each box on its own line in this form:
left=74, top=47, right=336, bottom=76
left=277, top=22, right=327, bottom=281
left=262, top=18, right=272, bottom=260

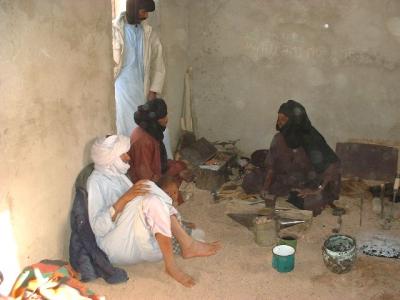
left=181, top=138, right=218, bottom=165
left=336, top=142, right=398, bottom=181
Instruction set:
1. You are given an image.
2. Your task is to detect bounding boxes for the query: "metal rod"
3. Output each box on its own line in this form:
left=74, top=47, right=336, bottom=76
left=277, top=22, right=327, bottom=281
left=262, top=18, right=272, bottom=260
left=380, top=183, right=385, bottom=219
left=392, top=174, right=400, bottom=219
left=360, top=192, right=364, bottom=227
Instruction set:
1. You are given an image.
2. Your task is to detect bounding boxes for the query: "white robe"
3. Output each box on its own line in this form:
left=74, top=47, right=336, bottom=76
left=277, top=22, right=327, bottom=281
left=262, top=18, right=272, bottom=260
left=114, top=22, right=172, bottom=158
left=115, top=24, right=145, bottom=137
left=87, top=171, right=177, bottom=265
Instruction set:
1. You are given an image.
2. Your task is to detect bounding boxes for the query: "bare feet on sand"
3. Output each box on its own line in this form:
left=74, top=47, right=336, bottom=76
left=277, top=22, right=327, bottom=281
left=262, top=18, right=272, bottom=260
left=182, top=240, right=221, bottom=259
left=166, top=265, right=195, bottom=288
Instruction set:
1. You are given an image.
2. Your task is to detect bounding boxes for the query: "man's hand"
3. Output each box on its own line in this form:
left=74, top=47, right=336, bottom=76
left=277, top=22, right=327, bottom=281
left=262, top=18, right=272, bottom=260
left=113, top=180, right=151, bottom=219
left=125, top=180, right=150, bottom=201
left=147, top=91, right=157, bottom=101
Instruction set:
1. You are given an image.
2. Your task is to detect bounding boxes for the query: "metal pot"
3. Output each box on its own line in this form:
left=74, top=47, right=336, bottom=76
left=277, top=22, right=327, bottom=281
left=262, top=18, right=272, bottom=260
left=322, top=234, right=357, bottom=274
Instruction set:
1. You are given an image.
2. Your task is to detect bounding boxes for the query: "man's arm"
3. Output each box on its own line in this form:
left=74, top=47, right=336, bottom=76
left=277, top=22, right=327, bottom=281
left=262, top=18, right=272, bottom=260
left=112, top=24, right=122, bottom=78
left=112, top=181, right=149, bottom=220
left=87, top=179, right=116, bottom=237
left=148, top=33, right=166, bottom=99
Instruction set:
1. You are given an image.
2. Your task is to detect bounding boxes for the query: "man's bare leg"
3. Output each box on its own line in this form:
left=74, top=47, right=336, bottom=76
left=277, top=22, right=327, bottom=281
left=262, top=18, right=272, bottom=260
left=170, top=216, right=221, bottom=259
left=155, top=233, right=195, bottom=287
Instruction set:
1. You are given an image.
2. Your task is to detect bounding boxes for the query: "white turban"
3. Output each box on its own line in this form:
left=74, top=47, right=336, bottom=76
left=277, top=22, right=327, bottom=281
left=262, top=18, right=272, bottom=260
left=91, top=135, right=131, bottom=175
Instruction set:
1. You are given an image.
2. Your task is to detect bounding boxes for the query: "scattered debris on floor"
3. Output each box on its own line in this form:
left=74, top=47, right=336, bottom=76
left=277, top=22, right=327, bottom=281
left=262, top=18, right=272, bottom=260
left=341, top=178, right=373, bottom=198
left=360, top=236, right=400, bottom=259
left=216, top=182, right=260, bottom=203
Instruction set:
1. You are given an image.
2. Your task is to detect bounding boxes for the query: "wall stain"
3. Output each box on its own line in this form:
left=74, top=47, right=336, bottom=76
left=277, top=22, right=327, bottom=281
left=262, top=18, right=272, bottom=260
left=0, top=1, right=14, bottom=14
left=16, top=0, right=36, bottom=19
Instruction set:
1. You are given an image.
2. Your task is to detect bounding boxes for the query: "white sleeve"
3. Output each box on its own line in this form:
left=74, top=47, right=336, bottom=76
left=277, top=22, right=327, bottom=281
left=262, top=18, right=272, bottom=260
left=87, top=178, right=115, bottom=238
left=149, top=33, right=166, bottom=94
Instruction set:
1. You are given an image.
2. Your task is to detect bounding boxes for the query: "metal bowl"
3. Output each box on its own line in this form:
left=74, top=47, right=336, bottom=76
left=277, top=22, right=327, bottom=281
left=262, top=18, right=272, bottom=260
left=322, top=234, right=357, bottom=274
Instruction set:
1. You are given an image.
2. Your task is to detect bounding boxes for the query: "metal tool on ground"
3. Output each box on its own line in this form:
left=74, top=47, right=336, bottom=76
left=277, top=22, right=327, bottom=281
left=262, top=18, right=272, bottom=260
left=360, top=193, right=364, bottom=227
left=227, top=213, right=262, bottom=231
left=273, top=199, right=313, bottom=233
left=382, top=173, right=400, bottom=229
left=391, top=173, right=400, bottom=219
left=332, top=207, right=345, bottom=234
left=277, top=218, right=306, bottom=229
left=249, top=198, right=266, bottom=206
left=380, top=183, right=385, bottom=219
left=372, top=184, right=383, bottom=215
left=227, top=211, right=308, bottom=232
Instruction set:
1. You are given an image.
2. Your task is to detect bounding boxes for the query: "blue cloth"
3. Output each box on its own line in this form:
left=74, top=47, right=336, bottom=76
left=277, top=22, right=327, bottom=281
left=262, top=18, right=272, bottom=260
left=115, top=24, right=145, bottom=137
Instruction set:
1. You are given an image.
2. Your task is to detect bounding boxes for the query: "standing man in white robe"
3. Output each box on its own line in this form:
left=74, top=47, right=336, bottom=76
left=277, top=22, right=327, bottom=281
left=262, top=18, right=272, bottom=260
left=87, top=135, right=221, bottom=287
left=113, top=0, right=172, bottom=157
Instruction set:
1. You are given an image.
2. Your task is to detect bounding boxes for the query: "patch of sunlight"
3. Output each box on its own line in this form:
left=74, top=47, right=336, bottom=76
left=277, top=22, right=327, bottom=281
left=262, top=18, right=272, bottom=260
left=0, top=210, right=21, bottom=296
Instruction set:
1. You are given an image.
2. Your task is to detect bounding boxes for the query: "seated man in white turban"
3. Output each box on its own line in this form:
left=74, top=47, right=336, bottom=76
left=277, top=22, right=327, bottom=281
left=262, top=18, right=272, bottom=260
left=87, top=135, right=221, bottom=287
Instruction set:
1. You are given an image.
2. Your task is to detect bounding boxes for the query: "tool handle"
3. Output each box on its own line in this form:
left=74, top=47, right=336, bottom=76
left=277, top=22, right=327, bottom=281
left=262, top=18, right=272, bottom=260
left=394, top=174, right=400, bottom=192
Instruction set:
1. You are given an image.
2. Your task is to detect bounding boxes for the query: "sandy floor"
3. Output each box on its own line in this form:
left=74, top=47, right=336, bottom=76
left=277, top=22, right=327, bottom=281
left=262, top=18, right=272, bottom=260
left=88, top=188, right=400, bottom=300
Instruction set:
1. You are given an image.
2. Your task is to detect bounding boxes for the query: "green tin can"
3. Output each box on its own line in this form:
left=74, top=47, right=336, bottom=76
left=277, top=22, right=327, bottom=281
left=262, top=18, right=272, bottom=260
left=278, top=234, right=298, bottom=250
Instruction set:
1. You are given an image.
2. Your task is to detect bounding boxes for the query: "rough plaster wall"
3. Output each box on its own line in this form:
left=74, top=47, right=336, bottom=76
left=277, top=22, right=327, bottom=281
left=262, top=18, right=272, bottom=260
left=188, top=0, right=400, bottom=155
left=0, top=0, right=114, bottom=272
left=159, top=0, right=190, bottom=151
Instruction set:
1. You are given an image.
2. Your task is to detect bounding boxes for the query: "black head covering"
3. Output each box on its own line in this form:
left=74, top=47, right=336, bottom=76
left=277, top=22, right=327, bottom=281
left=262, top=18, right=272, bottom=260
left=126, top=0, right=155, bottom=24
left=134, top=98, right=168, bottom=172
left=277, top=100, right=339, bottom=173
left=277, top=100, right=312, bottom=149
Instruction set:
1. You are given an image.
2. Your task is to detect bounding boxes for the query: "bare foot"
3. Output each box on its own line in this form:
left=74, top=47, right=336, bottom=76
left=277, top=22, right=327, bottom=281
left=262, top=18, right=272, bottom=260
left=166, top=265, right=195, bottom=288
left=181, top=240, right=221, bottom=259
